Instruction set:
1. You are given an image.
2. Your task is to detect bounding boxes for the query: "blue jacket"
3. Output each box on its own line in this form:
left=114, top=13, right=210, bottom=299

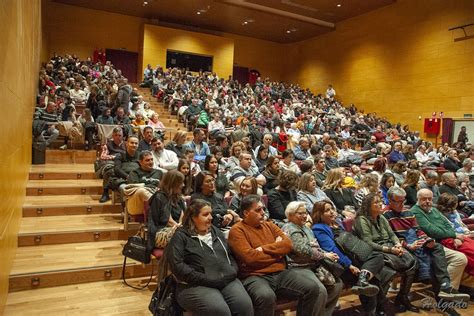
left=185, top=141, right=210, bottom=157
left=312, top=223, right=352, bottom=268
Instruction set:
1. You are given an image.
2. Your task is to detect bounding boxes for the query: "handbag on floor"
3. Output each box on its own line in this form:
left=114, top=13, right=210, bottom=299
left=122, top=225, right=154, bottom=290
left=149, top=274, right=182, bottom=316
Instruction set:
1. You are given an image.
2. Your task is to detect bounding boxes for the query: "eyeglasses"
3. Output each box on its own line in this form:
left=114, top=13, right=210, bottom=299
left=390, top=198, right=404, bottom=204
left=204, top=178, right=216, bottom=184
left=295, top=211, right=307, bottom=216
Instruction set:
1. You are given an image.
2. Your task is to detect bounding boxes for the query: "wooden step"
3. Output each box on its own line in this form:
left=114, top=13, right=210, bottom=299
left=45, top=149, right=96, bottom=164
left=26, top=179, right=102, bottom=196
left=5, top=279, right=152, bottom=314
left=9, top=241, right=153, bottom=291
left=18, top=214, right=137, bottom=246
left=22, top=195, right=120, bottom=217
left=29, top=164, right=95, bottom=180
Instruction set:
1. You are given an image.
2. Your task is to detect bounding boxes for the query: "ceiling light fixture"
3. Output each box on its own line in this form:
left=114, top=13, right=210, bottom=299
left=143, top=1, right=148, bottom=6
left=243, top=21, right=248, bottom=25
left=337, top=4, right=342, bottom=7
left=286, top=30, right=291, bottom=34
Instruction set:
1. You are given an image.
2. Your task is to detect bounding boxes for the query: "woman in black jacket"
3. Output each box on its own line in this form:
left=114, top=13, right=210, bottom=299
left=323, top=168, right=357, bottom=219
left=168, top=199, right=253, bottom=315
left=147, top=170, right=186, bottom=250
left=267, top=170, right=299, bottom=224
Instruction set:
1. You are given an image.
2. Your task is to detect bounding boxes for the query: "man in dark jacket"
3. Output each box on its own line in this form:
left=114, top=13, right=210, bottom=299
left=444, top=149, right=462, bottom=172
left=123, top=150, right=162, bottom=216
left=115, top=78, right=132, bottom=115
left=100, top=136, right=139, bottom=202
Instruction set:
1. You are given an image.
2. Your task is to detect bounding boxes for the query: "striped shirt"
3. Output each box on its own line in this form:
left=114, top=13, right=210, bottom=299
left=34, top=108, right=59, bottom=123
left=383, top=208, right=427, bottom=246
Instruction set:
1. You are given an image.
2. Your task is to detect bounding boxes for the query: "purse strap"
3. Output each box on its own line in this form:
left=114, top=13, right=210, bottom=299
left=122, top=256, right=155, bottom=290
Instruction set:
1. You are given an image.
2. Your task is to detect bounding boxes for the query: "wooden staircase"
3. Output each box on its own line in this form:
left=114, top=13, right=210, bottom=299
left=8, top=151, right=151, bottom=294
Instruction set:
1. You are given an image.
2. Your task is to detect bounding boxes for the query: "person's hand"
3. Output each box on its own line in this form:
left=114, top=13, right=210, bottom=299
left=349, top=265, right=360, bottom=275
left=255, top=246, right=263, bottom=252
left=424, top=240, right=435, bottom=248
left=228, top=210, right=241, bottom=222
left=221, top=214, right=233, bottom=227
left=456, top=234, right=465, bottom=241
left=275, top=236, right=283, bottom=242
left=324, top=252, right=339, bottom=262
left=408, top=239, right=424, bottom=250
left=391, top=246, right=404, bottom=256
left=454, top=239, right=463, bottom=249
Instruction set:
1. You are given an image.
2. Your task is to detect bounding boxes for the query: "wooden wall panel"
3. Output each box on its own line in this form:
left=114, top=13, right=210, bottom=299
left=286, top=0, right=474, bottom=141
left=0, top=0, right=41, bottom=312
left=143, top=25, right=235, bottom=79
left=42, top=0, right=145, bottom=75
left=224, top=33, right=285, bottom=81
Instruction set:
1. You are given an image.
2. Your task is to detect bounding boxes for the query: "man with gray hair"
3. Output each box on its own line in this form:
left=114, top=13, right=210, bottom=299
left=411, top=189, right=471, bottom=297
left=384, top=187, right=469, bottom=306
left=293, top=137, right=311, bottom=161
left=253, top=133, right=277, bottom=157
left=419, top=170, right=440, bottom=204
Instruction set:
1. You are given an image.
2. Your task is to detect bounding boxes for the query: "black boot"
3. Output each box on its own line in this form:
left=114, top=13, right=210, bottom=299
left=99, top=189, right=110, bottom=203
left=352, top=270, right=379, bottom=297
left=394, top=294, right=420, bottom=313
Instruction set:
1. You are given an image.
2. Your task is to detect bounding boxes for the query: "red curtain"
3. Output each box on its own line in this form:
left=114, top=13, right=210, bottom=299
left=442, top=118, right=453, bottom=145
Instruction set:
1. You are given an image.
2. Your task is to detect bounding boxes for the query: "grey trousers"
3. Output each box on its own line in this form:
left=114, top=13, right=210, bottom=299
left=176, top=278, right=253, bottom=316
left=241, top=269, right=324, bottom=316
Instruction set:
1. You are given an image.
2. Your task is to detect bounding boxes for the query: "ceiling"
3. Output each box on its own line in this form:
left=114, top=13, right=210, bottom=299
left=53, top=0, right=396, bottom=43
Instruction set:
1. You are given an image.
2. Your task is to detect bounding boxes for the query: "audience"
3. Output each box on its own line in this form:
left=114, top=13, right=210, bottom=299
left=35, top=55, right=474, bottom=315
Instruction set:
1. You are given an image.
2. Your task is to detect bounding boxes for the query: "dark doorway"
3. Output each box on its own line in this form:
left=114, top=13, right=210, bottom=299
left=166, top=50, right=213, bottom=72
left=105, top=49, right=139, bottom=83
left=233, top=66, right=249, bottom=84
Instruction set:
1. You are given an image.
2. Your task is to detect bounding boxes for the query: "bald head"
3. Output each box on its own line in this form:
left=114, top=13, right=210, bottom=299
left=417, top=188, right=433, bottom=212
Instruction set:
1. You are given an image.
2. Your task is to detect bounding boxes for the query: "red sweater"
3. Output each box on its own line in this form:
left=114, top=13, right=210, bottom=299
left=228, top=221, right=292, bottom=278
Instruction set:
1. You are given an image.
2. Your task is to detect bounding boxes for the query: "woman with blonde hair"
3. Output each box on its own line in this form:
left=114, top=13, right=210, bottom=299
left=323, top=168, right=357, bottom=218
left=165, top=130, right=187, bottom=158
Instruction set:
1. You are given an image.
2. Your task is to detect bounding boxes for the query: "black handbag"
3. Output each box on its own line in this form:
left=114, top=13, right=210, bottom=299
left=149, top=275, right=182, bottom=316
left=122, top=234, right=151, bottom=264
left=382, top=251, right=417, bottom=273
left=335, top=231, right=373, bottom=263
left=320, top=257, right=345, bottom=278
left=122, top=227, right=154, bottom=290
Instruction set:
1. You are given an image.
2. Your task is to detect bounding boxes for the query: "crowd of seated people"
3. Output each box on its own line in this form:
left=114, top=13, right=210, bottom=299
left=34, top=57, right=474, bottom=315
left=34, top=55, right=166, bottom=151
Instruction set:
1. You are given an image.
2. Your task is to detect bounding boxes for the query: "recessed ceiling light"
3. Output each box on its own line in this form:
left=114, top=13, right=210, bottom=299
left=337, top=4, right=342, bottom=7
left=197, top=11, right=201, bottom=15
left=243, top=21, right=248, bottom=25
left=286, top=30, right=291, bottom=34
left=143, top=1, right=148, bottom=6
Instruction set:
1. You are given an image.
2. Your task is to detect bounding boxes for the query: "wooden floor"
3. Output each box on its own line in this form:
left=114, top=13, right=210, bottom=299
left=5, top=279, right=152, bottom=315
left=5, top=278, right=474, bottom=315
left=10, top=240, right=136, bottom=275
